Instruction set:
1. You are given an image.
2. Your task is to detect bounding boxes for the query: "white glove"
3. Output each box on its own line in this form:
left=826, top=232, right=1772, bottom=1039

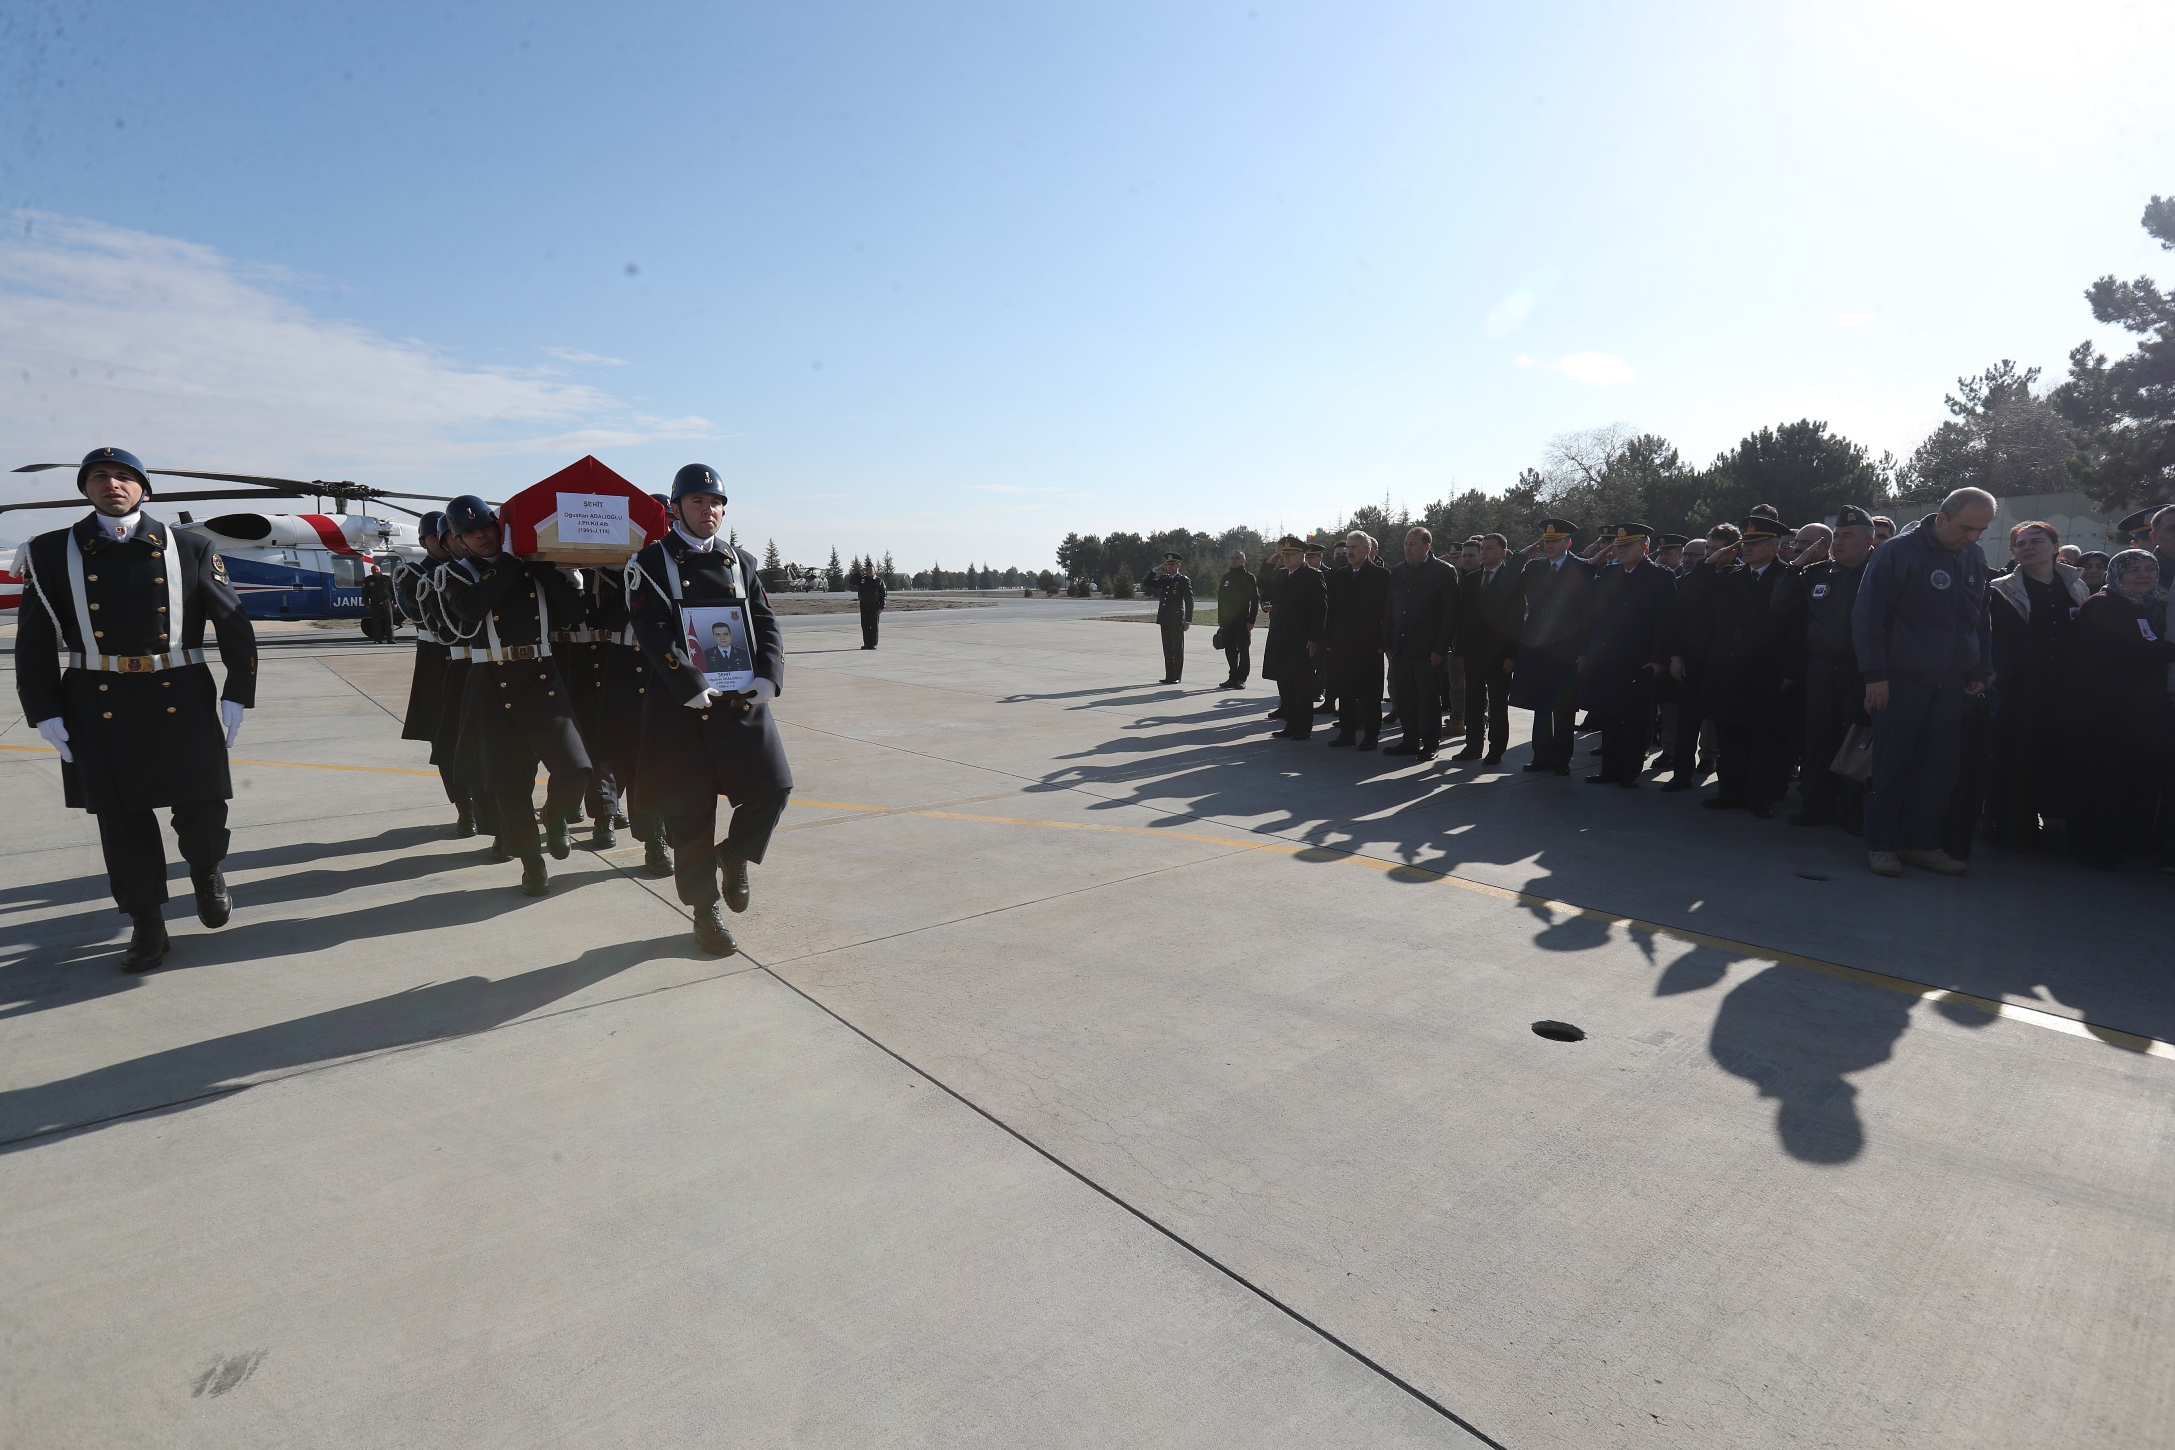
left=222, top=699, right=245, bottom=748
left=747, top=678, right=777, bottom=704
left=685, top=686, right=720, bottom=709
left=35, top=717, right=72, bottom=763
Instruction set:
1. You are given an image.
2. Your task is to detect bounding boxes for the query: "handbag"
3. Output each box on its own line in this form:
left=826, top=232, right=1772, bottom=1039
left=1829, top=721, right=1875, bottom=783
left=1210, top=625, right=1229, bottom=651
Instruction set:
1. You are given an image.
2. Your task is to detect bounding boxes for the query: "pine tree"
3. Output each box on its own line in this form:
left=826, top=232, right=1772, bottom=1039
left=826, top=546, right=843, bottom=591
left=764, top=538, right=782, bottom=570
left=881, top=551, right=895, bottom=586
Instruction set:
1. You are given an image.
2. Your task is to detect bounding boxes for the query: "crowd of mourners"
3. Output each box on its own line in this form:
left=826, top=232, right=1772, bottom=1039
left=1130, top=488, right=2175, bottom=878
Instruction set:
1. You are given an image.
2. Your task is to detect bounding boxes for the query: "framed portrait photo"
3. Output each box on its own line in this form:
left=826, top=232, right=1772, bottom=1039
left=684, top=603, right=756, bottom=693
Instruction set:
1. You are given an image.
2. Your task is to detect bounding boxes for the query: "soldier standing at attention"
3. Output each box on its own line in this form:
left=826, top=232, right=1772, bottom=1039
left=440, top=494, right=593, bottom=896
left=1263, top=536, right=1327, bottom=739
left=14, top=447, right=256, bottom=971
left=1772, top=506, right=1875, bottom=830
left=1145, top=551, right=1195, bottom=684
left=1578, top=523, right=1673, bottom=787
left=1324, top=530, right=1392, bottom=750
left=627, top=465, right=793, bottom=957
left=361, top=563, right=397, bottom=643
left=855, top=561, right=888, bottom=649
left=398, top=513, right=473, bottom=837
left=1214, top=550, right=1258, bottom=689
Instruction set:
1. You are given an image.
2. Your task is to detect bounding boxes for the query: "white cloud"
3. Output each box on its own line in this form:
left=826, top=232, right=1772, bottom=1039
left=540, top=346, right=630, bottom=367
left=0, top=211, right=713, bottom=494
left=971, top=483, right=1063, bottom=495
left=1837, top=311, right=1877, bottom=328
left=1482, top=266, right=1561, bottom=341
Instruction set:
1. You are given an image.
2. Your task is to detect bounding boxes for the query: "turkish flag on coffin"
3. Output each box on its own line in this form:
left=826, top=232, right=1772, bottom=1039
left=499, top=455, right=671, bottom=564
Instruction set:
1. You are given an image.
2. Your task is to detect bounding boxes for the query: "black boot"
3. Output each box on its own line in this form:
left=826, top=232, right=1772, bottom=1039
left=720, top=854, right=751, bottom=913
left=191, top=869, right=231, bottom=929
left=693, top=901, right=738, bottom=956
left=1327, top=731, right=1355, bottom=748
left=123, top=910, right=170, bottom=972
left=643, top=837, right=673, bottom=878
left=520, top=855, right=551, bottom=897
left=487, top=841, right=512, bottom=863
left=545, top=815, right=573, bottom=861
left=590, top=819, right=618, bottom=850
left=453, top=803, right=477, bottom=839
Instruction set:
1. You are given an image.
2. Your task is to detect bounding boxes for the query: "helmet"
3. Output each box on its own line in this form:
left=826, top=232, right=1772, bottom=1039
left=670, top=464, right=726, bottom=503
left=416, top=510, right=448, bottom=539
left=445, top=495, right=496, bottom=534
left=78, top=446, right=151, bottom=497
left=649, top=492, right=671, bottom=509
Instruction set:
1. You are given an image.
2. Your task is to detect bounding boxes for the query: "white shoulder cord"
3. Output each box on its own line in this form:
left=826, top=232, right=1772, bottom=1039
left=61, top=518, right=190, bottom=666
left=22, top=548, right=68, bottom=645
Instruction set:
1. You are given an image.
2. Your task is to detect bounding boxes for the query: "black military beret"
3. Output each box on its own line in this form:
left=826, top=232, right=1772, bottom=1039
left=1835, top=504, right=1875, bottom=530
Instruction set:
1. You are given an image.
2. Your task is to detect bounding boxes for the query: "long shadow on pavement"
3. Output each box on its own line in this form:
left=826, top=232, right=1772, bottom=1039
left=0, top=935, right=682, bottom=1153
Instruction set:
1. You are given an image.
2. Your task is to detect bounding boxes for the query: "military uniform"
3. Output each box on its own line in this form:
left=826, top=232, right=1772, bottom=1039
left=1771, top=547, right=1868, bottom=827
left=396, top=546, right=470, bottom=830
left=441, top=540, right=593, bottom=876
left=1578, top=527, right=1673, bottom=785
left=1262, top=539, right=1327, bottom=738
left=1694, top=533, right=1793, bottom=815
left=627, top=526, right=793, bottom=925
left=15, top=499, right=256, bottom=950
left=855, top=572, right=888, bottom=649
left=1145, top=556, right=1195, bottom=683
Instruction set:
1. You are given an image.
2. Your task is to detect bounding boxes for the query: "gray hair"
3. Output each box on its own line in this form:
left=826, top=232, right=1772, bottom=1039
left=1938, top=487, right=1997, bottom=519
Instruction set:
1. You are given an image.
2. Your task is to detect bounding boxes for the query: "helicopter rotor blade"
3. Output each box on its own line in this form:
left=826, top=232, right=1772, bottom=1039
left=10, top=463, right=75, bottom=473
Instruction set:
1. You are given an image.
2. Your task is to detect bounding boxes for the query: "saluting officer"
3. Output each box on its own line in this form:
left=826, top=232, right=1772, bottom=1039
left=855, top=562, right=888, bottom=650
left=440, top=494, right=593, bottom=895
left=14, top=447, right=257, bottom=970
left=397, top=512, right=473, bottom=837
left=1145, top=551, right=1195, bottom=684
left=1579, top=523, right=1674, bottom=787
left=1695, top=514, right=1793, bottom=817
left=626, top=465, right=793, bottom=957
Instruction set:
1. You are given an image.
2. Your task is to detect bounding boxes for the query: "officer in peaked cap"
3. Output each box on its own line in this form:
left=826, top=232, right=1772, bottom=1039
left=624, top=464, right=793, bottom=957
left=1145, top=550, right=1195, bottom=684
left=1578, top=522, right=1673, bottom=786
left=2114, top=508, right=2159, bottom=550
left=13, top=447, right=257, bottom=970
left=1655, top=534, right=1687, bottom=574
left=1510, top=517, right=1593, bottom=773
left=397, top=511, right=474, bottom=836
left=1689, top=513, right=1793, bottom=816
left=439, top=493, right=593, bottom=895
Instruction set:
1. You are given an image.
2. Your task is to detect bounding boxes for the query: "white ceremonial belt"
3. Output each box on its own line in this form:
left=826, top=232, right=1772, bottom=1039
left=415, top=628, right=439, bottom=645
left=69, top=648, right=207, bottom=674
left=448, top=645, right=474, bottom=661
left=480, top=643, right=551, bottom=663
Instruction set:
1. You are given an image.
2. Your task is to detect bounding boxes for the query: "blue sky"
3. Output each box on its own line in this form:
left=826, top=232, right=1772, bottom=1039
left=4, top=0, right=2171, bottom=567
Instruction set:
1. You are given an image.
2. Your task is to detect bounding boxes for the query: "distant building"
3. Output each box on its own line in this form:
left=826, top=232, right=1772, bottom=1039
left=1977, top=491, right=2112, bottom=567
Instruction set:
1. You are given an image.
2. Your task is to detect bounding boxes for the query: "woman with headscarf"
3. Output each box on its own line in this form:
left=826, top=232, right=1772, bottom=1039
left=2067, top=549, right=2175, bottom=870
left=1985, top=522, right=2088, bottom=850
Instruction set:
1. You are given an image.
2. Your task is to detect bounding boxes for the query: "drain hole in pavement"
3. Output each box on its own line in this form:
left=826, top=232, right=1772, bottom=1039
left=1531, top=1020, right=1585, bottom=1042
left=1796, top=871, right=1831, bottom=881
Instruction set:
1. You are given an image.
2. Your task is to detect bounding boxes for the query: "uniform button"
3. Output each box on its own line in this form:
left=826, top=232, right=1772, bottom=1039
left=86, top=574, right=98, bottom=582
left=162, top=680, right=172, bottom=688
left=700, top=713, right=710, bottom=721
left=98, top=684, right=109, bottom=692
left=88, top=603, right=99, bottom=611
left=167, top=706, right=177, bottom=714
left=501, top=681, right=509, bottom=689
left=504, top=703, right=512, bottom=710
left=547, top=690, right=555, bottom=696
left=158, top=606, right=167, bottom=612
left=102, top=712, right=113, bottom=719
left=94, top=630, right=104, bottom=639
left=153, top=578, right=164, bottom=585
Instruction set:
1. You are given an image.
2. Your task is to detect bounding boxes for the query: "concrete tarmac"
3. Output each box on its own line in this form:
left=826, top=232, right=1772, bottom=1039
left=2, top=599, right=2170, bottom=1448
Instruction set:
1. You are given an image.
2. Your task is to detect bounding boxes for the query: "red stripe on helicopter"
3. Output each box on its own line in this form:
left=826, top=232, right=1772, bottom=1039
left=299, top=515, right=359, bottom=555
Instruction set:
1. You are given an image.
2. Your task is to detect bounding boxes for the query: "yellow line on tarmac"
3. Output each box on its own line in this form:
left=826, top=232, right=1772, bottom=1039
left=0, top=742, right=440, bottom=778
left=797, top=795, right=2175, bottom=1063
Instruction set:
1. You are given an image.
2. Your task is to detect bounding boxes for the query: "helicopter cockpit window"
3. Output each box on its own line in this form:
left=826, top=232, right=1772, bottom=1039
left=331, top=555, right=367, bottom=588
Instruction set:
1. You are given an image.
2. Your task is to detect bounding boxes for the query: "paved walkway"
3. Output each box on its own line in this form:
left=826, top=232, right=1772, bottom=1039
left=2, top=604, right=2169, bottom=1447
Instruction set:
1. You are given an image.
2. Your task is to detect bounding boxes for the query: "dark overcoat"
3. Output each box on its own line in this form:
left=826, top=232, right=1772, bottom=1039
left=1261, top=564, right=1327, bottom=681
left=1325, top=560, right=1392, bottom=692
left=397, top=558, right=453, bottom=741
left=627, top=536, right=793, bottom=814
left=14, top=513, right=257, bottom=814
left=1578, top=559, right=1674, bottom=715
left=441, top=553, right=591, bottom=791
left=1697, top=561, right=1791, bottom=726
left=1509, top=554, right=1593, bottom=714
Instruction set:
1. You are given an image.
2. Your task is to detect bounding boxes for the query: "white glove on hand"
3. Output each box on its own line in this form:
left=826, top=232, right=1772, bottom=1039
left=221, top=699, right=245, bottom=748
left=685, top=686, right=721, bottom=710
left=747, top=678, right=777, bottom=704
left=35, top=717, right=72, bottom=763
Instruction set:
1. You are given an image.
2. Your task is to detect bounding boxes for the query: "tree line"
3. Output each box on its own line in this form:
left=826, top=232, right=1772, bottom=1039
left=1055, top=193, right=2175, bottom=596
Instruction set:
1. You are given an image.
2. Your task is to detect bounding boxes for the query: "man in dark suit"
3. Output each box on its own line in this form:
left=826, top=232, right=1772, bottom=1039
left=1510, top=518, right=1594, bottom=774
left=1693, top=514, right=1795, bottom=817
left=700, top=620, right=751, bottom=675
left=1324, top=531, right=1393, bottom=749
left=1262, top=536, right=1327, bottom=738
left=1453, top=531, right=1521, bottom=763
left=1579, top=523, right=1674, bottom=786
left=1382, top=526, right=1460, bottom=759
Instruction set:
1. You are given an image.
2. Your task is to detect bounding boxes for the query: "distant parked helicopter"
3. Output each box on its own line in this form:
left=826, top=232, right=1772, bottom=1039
left=1, top=463, right=493, bottom=624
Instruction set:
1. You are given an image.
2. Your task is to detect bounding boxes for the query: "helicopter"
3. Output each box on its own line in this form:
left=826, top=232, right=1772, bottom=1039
left=1, top=464, right=494, bottom=624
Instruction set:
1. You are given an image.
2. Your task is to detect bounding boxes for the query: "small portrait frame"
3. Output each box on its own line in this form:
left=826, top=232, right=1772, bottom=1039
left=686, top=603, right=756, bottom=692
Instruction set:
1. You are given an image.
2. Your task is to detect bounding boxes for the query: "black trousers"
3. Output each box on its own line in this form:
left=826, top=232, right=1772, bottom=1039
left=98, top=801, right=230, bottom=914
left=1460, top=659, right=1510, bottom=755
left=1338, top=684, right=1382, bottom=740
left=1224, top=629, right=1251, bottom=684
left=1388, top=655, right=1440, bottom=750
left=1530, top=701, right=1576, bottom=769
left=1598, top=677, right=1657, bottom=780
left=860, top=609, right=880, bottom=648
left=1275, top=673, right=1316, bottom=736
left=1714, top=716, right=1785, bottom=808
left=1160, top=621, right=1187, bottom=680
left=1668, top=660, right=1710, bottom=778
left=665, top=788, right=792, bottom=906
left=435, top=762, right=468, bottom=808
left=1798, top=657, right=1862, bottom=822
